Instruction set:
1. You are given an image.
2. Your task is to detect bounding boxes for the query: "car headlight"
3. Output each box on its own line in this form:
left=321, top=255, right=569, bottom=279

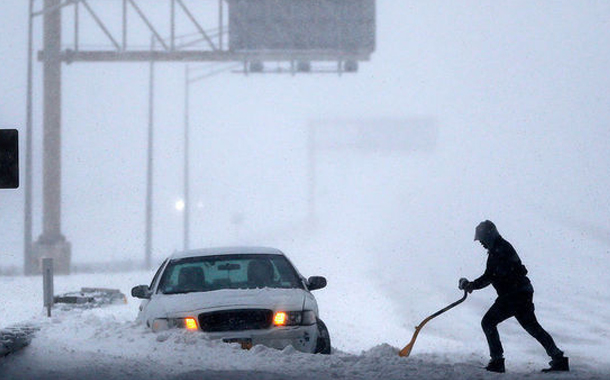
left=152, top=317, right=198, bottom=332
left=273, top=310, right=316, bottom=326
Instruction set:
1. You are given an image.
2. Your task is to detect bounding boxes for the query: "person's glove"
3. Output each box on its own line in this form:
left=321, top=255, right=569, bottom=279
left=458, top=277, right=474, bottom=293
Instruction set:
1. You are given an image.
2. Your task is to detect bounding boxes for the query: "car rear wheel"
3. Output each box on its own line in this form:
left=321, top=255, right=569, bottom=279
left=314, top=318, right=331, bottom=354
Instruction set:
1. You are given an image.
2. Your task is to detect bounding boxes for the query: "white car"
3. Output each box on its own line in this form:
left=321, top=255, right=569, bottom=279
left=131, top=247, right=330, bottom=354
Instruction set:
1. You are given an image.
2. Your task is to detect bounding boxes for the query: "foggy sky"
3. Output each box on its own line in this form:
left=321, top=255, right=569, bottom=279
left=1, top=1, right=609, bottom=271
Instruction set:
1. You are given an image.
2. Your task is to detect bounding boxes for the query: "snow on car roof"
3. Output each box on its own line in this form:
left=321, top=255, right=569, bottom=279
left=169, top=246, right=285, bottom=260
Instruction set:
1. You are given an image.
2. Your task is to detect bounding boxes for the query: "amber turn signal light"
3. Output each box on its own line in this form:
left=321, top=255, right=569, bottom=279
left=273, top=312, right=287, bottom=326
left=184, top=317, right=198, bottom=330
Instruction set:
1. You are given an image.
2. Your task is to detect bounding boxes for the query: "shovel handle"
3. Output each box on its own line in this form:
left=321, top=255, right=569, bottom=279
left=399, top=290, right=468, bottom=357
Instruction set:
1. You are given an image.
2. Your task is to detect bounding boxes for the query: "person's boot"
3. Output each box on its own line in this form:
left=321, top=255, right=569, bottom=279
left=485, top=358, right=505, bottom=373
left=542, top=356, right=569, bottom=372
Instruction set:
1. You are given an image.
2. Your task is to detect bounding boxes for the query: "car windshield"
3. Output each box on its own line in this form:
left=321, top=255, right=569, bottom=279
left=158, top=254, right=304, bottom=294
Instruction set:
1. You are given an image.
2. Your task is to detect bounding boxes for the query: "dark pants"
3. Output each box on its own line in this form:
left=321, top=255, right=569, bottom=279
left=481, top=292, right=563, bottom=360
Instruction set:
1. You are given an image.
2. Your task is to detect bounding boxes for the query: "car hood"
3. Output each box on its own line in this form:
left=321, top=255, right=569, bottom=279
left=154, top=288, right=308, bottom=316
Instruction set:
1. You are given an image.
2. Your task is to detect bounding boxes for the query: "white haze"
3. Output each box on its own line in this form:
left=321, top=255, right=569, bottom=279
left=1, top=0, right=610, bottom=369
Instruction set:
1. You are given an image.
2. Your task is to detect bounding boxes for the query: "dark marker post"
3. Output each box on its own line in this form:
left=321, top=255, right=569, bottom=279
left=42, top=258, right=54, bottom=317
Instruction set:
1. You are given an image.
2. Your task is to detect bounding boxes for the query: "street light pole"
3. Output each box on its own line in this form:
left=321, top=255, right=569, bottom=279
left=183, top=65, right=190, bottom=251
left=145, top=36, right=155, bottom=269
left=24, top=0, right=34, bottom=275
left=181, top=63, right=240, bottom=251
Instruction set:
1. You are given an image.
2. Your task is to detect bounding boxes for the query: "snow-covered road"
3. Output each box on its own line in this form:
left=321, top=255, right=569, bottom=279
left=1, top=268, right=609, bottom=380
left=1, top=307, right=607, bottom=380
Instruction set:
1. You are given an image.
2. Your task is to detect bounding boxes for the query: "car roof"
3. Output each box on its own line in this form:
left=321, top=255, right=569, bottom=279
left=169, top=246, right=285, bottom=260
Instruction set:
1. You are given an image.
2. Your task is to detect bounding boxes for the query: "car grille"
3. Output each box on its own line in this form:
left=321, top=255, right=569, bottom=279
left=198, top=309, right=273, bottom=332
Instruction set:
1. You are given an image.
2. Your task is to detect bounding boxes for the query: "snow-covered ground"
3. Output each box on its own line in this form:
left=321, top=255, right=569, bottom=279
left=1, top=239, right=609, bottom=380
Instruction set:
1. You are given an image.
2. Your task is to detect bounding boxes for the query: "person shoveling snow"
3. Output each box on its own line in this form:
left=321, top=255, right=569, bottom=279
left=460, top=220, right=569, bottom=373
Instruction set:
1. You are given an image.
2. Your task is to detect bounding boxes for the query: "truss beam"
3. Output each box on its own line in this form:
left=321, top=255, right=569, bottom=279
left=176, top=0, right=217, bottom=51
left=41, top=50, right=371, bottom=63
left=81, top=0, right=121, bottom=50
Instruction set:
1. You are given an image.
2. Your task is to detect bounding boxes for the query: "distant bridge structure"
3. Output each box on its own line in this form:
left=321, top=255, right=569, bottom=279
left=25, top=0, right=376, bottom=274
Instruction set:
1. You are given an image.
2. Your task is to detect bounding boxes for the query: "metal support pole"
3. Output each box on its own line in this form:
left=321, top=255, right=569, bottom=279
left=74, top=0, right=79, bottom=51
left=219, top=0, right=223, bottom=50
left=42, top=0, right=62, bottom=242
left=183, top=65, right=190, bottom=251
left=180, top=63, right=240, bottom=250
left=24, top=0, right=34, bottom=275
left=145, top=36, right=155, bottom=270
left=122, top=0, right=127, bottom=50
left=170, top=0, right=176, bottom=51
left=33, top=0, right=71, bottom=275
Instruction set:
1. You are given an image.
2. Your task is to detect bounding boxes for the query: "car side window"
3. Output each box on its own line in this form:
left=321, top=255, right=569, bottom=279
left=149, top=259, right=168, bottom=291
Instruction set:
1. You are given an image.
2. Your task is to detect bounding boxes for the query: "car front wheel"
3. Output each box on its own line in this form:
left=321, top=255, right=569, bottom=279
left=314, top=318, right=331, bottom=354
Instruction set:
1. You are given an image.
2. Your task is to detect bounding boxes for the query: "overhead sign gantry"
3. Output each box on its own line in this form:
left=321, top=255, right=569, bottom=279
left=27, top=0, right=376, bottom=274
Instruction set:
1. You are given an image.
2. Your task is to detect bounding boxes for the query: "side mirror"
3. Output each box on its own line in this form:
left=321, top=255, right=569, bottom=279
left=131, top=285, right=151, bottom=299
left=307, top=276, right=327, bottom=291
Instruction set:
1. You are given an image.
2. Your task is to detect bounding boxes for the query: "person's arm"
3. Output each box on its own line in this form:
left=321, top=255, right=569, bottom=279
left=471, top=270, right=491, bottom=290
left=460, top=260, right=492, bottom=293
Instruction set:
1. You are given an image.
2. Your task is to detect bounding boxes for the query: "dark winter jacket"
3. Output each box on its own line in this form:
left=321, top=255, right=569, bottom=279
left=472, top=236, right=534, bottom=297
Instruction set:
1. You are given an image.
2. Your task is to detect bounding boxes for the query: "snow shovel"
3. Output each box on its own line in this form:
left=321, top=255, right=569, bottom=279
left=399, top=289, right=468, bottom=357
